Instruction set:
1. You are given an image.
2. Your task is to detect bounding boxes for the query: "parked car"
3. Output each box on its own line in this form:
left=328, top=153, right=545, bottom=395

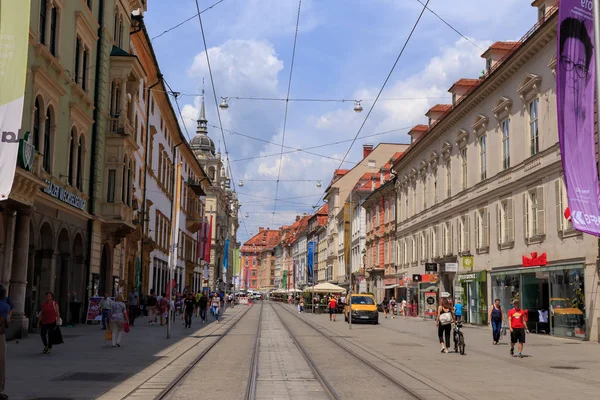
left=344, top=294, right=378, bottom=324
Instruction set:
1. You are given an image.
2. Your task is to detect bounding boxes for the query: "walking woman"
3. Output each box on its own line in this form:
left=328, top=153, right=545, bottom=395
left=109, top=295, right=128, bottom=348
left=488, top=298, right=505, bottom=345
left=37, top=292, right=60, bottom=354
left=436, top=298, right=455, bottom=353
left=211, top=293, right=221, bottom=323
left=382, top=297, right=389, bottom=319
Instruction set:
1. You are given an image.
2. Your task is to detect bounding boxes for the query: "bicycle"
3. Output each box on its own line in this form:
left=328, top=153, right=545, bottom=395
left=453, top=322, right=466, bottom=355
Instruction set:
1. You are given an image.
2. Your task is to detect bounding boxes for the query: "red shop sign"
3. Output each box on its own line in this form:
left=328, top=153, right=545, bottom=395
left=522, top=252, right=548, bottom=267
left=384, top=277, right=397, bottom=285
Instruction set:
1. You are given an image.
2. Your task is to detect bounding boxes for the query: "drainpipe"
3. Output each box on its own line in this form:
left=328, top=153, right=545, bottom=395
left=84, top=0, right=106, bottom=320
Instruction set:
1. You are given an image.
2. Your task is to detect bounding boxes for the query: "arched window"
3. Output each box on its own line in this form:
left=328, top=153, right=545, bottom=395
left=122, top=155, right=128, bottom=203
left=33, top=97, right=41, bottom=150
left=77, top=135, right=84, bottom=190
left=43, top=106, right=53, bottom=172
left=68, top=128, right=76, bottom=185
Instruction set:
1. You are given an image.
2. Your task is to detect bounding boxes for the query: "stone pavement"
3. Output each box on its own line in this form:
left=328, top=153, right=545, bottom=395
left=4, top=304, right=244, bottom=400
left=288, top=303, right=600, bottom=400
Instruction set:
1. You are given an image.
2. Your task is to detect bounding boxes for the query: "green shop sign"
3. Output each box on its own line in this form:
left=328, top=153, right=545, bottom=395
left=18, top=131, right=35, bottom=171
left=457, top=271, right=487, bottom=283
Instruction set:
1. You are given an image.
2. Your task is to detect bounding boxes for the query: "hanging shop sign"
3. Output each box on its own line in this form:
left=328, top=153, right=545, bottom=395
left=425, top=263, right=438, bottom=273
left=42, top=180, right=86, bottom=210
left=522, top=252, right=548, bottom=267
left=444, top=262, right=458, bottom=272
left=462, top=256, right=474, bottom=269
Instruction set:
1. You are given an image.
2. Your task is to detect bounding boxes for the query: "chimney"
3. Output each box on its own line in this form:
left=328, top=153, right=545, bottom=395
left=363, top=144, right=374, bottom=159
left=259, top=227, right=264, bottom=233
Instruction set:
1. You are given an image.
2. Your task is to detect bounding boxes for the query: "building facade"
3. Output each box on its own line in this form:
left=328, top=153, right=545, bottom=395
left=394, top=1, right=597, bottom=339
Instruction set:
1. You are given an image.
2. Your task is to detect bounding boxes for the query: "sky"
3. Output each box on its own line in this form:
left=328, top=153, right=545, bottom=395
left=144, top=0, right=537, bottom=244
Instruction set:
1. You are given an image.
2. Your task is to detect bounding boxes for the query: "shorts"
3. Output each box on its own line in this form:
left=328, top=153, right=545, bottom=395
left=329, top=308, right=336, bottom=314
left=511, top=328, right=526, bottom=344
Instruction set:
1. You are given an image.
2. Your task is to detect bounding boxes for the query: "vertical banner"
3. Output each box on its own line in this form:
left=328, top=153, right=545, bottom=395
left=557, top=1, right=600, bottom=235
left=307, top=241, right=315, bottom=285
left=223, top=238, right=230, bottom=273
left=0, top=0, right=31, bottom=199
left=204, top=216, right=213, bottom=264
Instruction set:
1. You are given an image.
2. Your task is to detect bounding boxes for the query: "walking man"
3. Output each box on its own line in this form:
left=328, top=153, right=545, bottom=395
left=199, top=292, right=208, bottom=323
left=508, top=299, right=529, bottom=358
left=328, top=295, right=337, bottom=322
left=147, top=290, right=157, bottom=325
left=183, top=292, right=196, bottom=328
left=99, top=294, right=112, bottom=330
left=128, top=287, right=139, bottom=326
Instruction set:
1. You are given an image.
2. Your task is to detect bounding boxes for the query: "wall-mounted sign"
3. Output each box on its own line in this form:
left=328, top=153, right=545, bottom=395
left=462, top=256, right=474, bottom=269
left=412, top=274, right=422, bottom=282
left=458, top=273, right=477, bottom=282
left=18, top=131, right=35, bottom=171
left=522, top=252, right=547, bottom=267
left=42, top=180, right=86, bottom=210
left=425, top=263, right=438, bottom=273
left=444, top=262, right=458, bottom=272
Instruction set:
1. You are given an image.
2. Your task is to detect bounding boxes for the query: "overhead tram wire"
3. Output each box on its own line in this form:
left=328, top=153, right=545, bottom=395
left=415, top=0, right=484, bottom=52
left=151, top=0, right=226, bottom=40
left=271, top=0, right=303, bottom=229
left=312, top=0, right=431, bottom=210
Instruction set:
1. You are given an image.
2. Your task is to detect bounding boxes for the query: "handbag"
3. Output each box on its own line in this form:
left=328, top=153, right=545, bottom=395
left=51, top=326, right=64, bottom=345
left=105, top=328, right=112, bottom=341
left=501, top=321, right=508, bottom=337
left=124, top=322, right=130, bottom=333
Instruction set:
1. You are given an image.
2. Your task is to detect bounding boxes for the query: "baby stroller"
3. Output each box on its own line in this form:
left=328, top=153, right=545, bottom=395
left=453, top=322, right=466, bottom=355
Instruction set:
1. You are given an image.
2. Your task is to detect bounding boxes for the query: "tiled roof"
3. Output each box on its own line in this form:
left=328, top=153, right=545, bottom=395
left=334, top=169, right=350, bottom=176
left=449, top=78, right=480, bottom=91
left=242, top=229, right=282, bottom=251
left=426, top=104, right=452, bottom=115
left=490, top=41, right=521, bottom=50
left=408, top=124, right=429, bottom=134
left=316, top=203, right=328, bottom=215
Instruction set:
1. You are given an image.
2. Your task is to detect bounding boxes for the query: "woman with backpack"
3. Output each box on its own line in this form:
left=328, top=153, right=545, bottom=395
left=488, top=298, right=505, bottom=345
left=436, top=298, right=455, bottom=353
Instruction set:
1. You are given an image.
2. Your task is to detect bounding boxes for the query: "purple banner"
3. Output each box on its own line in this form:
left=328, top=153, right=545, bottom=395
left=557, top=0, right=600, bottom=236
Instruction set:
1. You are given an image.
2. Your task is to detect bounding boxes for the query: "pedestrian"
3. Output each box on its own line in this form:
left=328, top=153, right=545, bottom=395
left=99, top=293, right=112, bottom=330
left=298, top=297, right=305, bottom=313
left=211, top=293, right=221, bottom=323
left=488, top=298, right=505, bottom=345
left=183, top=292, right=196, bottom=328
left=382, top=297, right=389, bottom=319
left=389, top=297, right=397, bottom=319
left=158, top=293, right=168, bottom=326
left=109, top=295, right=128, bottom=348
left=436, top=298, right=455, bottom=354
left=128, top=287, right=139, bottom=327
left=147, top=290, right=157, bottom=325
left=37, top=292, right=60, bottom=354
left=199, top=292, right=208, bottom=323
left=508, top=299, right=529, bottom=358
left=454, top=299, right=464, bottom=323
left=0, top=284, right=11, bottom=400
left=401, top=298, right=407, bottom=319
left=195, top=292, right=202, bottom=317
left=328, top=295, right=337, bottom=322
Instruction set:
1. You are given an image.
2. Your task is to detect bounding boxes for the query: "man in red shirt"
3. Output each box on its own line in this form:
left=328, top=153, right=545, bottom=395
left=508, top=299, right=529, bottom=358
left=328, top=296, right=337, bottom=322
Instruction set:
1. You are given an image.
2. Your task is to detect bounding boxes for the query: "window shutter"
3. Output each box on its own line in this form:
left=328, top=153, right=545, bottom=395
left=450, top=223, right=454, bottom=255
left=424, top=233, right=429, bottom=260
left=523, top=193, right=529, bottom=239
left=435, top=227, right=440, bottom=257
left=484, top=207, right=490, bottom=247
left=474, top=211, right=480, bottom=249
left=555, top=180, right=563, bottom=233
left=507, top=198, right=514, bottom=243
left=496, top=203, right=501, bottom=245
left=537, top=186, right=545, bottom=235
left=465, top=215, right=470, bottom=251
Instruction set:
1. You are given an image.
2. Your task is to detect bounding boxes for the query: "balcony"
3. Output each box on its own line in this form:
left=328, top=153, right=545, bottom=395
left=101, top=201, right=135, bottom=238
left=186, top=209, right=203, bottom=233
left=188, top=178, right=207, bottom=196
left=108, top=116, right=138, bottom=151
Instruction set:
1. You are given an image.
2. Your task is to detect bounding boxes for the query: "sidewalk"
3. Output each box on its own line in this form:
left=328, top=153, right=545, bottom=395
left=5, top=306, right=238, bottom=400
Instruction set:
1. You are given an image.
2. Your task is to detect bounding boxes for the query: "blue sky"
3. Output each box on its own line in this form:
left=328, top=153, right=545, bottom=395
left=144, top=0, right=537, bottom=243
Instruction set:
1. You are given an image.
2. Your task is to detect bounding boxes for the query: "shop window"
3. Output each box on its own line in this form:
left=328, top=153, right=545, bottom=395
left=550, top=268, right=585, bottom=338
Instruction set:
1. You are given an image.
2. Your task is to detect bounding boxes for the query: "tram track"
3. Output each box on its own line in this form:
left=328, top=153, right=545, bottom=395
left=244, top=300, right=264, bottom=400
left=275, top=302, right=460, bottom=400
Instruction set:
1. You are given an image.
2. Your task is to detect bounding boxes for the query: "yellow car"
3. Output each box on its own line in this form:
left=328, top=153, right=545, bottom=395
left=344, top=294, right=378, bottom=324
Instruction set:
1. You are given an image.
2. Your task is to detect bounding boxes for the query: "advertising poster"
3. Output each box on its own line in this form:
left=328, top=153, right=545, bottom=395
left=0, top=0, right=32, bottom=199
left=556, top=0, right=600, bottom=235
left=307, top=241, right=315, bottom=285
left=86, top=296, right=114, bottom=322
left=424, top=291, right=437, bottom=316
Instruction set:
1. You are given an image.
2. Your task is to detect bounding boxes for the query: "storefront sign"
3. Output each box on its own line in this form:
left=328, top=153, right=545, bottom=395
left=522, top=252, right=548, bottom=267
left=412, top=274, right=422, bottom=282
left=462, top=256, right=474, bottom=269
left=458, top=271, right=487, bottom=283
left=42, top=180, right=87, bottom=210
left=424, top=292, right=437, bottom=316
left=444, top=262, right=458, bottom=272
left=425, top=263, right=438, bottom=273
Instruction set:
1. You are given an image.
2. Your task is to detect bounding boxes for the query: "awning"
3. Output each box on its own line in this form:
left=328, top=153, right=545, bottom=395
left=384, top=284, right=398, bottom=289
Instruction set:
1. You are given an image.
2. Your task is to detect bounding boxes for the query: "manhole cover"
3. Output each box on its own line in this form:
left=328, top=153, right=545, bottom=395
left=550, top=366, right=580, bottom=370
left=55, top=372, right=129, bottom=382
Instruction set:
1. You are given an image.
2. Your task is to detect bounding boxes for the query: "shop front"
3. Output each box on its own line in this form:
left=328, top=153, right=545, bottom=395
left=491, top=258, right=585, bottom=339
left=457, top=271, right=487, bottom=325
left=383, top=276, right=397, bottom=300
